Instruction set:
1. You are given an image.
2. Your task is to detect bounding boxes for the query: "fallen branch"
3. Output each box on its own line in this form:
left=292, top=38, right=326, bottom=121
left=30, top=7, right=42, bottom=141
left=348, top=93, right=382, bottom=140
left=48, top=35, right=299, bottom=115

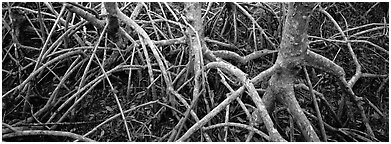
left=3, top=130, right=95, bottom=142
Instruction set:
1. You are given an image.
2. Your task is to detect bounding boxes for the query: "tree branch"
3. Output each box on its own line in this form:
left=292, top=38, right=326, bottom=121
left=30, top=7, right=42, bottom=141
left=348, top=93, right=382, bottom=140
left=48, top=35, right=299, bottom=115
left=3, top=130, right=95, bottom=142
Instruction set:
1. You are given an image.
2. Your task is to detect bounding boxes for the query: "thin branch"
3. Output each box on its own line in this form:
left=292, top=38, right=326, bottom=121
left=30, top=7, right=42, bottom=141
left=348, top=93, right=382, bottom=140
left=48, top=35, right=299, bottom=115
left=294, top=83, right=343, bottom=127
left=233, top=2, right=276, bottom=50
left=319, top=7, right=375, bottom=138
left=212, top=49, right=277, bottom=64
left=319, top=7, right=363, bottom=87
left=3, top=130, right=95, bottom=142
left=2, top=50, right=84, bottom=98
left=303, top=66, right=327, bottom=141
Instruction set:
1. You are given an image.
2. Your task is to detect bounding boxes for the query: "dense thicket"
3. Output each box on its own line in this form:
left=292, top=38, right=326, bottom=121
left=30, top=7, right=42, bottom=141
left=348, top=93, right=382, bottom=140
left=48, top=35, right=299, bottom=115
left=2, top=2, right=388, bottom=142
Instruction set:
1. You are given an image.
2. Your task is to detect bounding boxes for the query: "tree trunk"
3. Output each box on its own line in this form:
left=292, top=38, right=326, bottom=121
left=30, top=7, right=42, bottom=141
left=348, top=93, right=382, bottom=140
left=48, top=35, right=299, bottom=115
left=268, top=2, right=320, bottom=141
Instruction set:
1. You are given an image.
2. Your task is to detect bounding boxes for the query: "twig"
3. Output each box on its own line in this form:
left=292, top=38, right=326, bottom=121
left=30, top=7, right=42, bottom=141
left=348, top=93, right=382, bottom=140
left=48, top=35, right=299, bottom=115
left=139, top=34, right=158, bottom=107
left=233, top=3, right=238, bottom=43
left=310, top=36, right=389, bottom=55
left=222, top=78, right=231, bottom=142
left=340, top=128, right=379, bottom=142
left=142, top=2, right=161, bottom=41
left=202, top=2, right=213, bottom=20
left=319, top=7, right=375, bottom=138
left=363, top=97, right=384, bottom=118
left=3, top=130, right=95, bottom=142
left=233, top=2, right=276, bottom=50
left=303, top=66, right=327, bottom=141
left=81, top=100, right=182, bottom=139
left=2, top=50, right=85, bottom=98
left=349, top=26, right=387, bottom=38
left=361, top=73, right=388, bottom=78
left=33, top=4, right=66, bottom=71
left=364, top=2, right=379, bottom=16
left=376, top=76, right=388, bottom=111
left=45, top=65, right=136, bottom=125
left=294, top=83, right=343, bottom=127
left=126, top=45, right=137, bottom=98
left=321, top=23, right=389, bottom=41
left=23, top=12, right=44, bottom=44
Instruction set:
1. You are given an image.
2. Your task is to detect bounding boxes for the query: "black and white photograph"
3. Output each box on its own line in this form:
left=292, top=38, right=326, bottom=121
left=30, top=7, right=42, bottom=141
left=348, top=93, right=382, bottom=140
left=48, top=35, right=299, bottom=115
left=1, top=1, right=389, bottom=142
